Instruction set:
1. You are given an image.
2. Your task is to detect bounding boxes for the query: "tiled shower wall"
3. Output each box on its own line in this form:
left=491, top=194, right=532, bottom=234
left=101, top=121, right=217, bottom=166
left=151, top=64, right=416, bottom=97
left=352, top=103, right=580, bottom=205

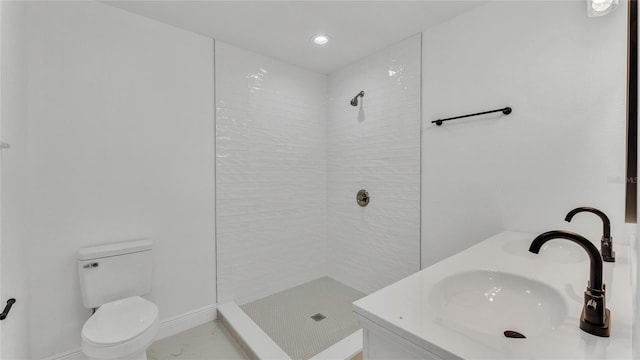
left=216, top=41, right=328, bottom=304
left=326, top=35, right=422, bottom=294
left=217, top=34, right=421, bottom=302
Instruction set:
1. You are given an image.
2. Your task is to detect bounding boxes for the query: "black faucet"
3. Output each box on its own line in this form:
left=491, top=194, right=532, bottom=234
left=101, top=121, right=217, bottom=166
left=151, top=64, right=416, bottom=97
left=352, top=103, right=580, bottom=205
left=565, top=207, right=615, bottom=262
left=529, top=230, right=610, bottom=337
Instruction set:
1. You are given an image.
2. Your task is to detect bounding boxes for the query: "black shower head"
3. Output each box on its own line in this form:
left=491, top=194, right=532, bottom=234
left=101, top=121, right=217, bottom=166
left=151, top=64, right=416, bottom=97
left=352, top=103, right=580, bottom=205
left=350, top=91, right=365, bottom=106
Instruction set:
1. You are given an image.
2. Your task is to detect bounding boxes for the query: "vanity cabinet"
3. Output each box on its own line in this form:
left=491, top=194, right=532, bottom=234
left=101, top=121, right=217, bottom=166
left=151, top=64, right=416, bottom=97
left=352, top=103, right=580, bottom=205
left=352, top=232, right=633, bottom=360
left=355, top=313, right=447, bottom=360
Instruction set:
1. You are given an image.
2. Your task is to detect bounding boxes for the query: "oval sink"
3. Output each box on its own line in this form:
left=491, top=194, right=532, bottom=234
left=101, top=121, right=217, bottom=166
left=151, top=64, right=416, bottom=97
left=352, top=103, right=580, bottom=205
left=428, top=270, right=568, bottom=338
left=502, top=238, right=587, bottom=264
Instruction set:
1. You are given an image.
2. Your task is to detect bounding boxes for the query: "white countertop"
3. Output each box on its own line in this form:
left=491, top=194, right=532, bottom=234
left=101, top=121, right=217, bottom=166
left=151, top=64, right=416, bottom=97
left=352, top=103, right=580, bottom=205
left=353, top=231, right=633, bottom=359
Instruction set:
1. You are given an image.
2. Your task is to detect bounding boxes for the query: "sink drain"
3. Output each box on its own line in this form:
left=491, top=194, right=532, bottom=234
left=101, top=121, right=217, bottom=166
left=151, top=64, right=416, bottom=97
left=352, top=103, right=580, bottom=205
left=504, top=330, right=526, bottom=339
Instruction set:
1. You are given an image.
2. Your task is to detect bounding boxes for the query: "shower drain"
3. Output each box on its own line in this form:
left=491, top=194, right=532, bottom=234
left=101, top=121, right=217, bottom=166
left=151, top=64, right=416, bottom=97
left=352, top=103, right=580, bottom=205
left=310, top=313, right=326, bottom=322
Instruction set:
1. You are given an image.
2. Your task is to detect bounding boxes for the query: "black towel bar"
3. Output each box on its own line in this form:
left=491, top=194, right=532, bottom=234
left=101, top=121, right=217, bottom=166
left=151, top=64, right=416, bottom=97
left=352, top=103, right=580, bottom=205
left=432, top=107, right=512, bottom=126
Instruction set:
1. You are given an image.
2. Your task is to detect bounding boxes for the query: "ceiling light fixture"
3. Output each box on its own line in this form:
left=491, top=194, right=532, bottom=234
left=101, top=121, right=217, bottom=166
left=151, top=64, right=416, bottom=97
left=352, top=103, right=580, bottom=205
left=588, top=0, right=618, bottom=17
left=312, top=34, right=330, bottom=46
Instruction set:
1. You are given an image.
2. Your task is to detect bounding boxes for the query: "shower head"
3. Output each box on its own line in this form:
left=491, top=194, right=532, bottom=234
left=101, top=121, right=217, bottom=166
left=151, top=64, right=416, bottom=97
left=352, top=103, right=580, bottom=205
left=350, top=91, right=365, bottom=106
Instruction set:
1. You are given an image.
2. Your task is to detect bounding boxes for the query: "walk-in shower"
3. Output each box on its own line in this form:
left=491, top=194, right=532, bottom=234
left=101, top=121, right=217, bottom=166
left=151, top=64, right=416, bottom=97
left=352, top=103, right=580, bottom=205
left=216, top=34, right=422, bottom=360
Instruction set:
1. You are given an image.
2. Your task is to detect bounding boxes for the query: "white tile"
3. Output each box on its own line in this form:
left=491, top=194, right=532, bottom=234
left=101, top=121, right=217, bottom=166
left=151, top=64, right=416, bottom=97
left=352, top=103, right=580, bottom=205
left=326, top=34, right=422, bottom=294
left=147, top=321, right=248, bottom=360
left=215, top=41, right=328, bottom=305
left=240, top=277, right=364, bottom=360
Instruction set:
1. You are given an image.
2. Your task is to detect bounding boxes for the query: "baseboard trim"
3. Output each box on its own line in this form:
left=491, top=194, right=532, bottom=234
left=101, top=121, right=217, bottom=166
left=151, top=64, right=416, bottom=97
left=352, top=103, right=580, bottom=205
left=41, top=348, right=86, bottom=360
left=41, top=304, right=217, bottom=360
left=155, top=303, right=217, bottom=341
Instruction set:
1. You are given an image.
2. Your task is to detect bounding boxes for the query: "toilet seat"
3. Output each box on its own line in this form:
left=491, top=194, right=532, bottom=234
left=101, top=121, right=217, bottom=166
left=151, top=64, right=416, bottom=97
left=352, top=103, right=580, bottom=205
left=81, top=296, right=159, bottom=359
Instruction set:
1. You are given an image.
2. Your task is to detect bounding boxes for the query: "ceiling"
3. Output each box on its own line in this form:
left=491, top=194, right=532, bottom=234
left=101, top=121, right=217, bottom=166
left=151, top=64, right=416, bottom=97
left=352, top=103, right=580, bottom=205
left=103, top=1, right=487, bottom=74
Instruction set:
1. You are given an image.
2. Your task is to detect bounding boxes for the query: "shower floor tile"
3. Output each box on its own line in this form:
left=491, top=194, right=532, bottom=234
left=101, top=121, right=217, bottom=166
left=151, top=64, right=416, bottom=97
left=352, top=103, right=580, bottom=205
left=147, top=320, right=248, bottom=360
left=240, top=276, right=365, bottom=360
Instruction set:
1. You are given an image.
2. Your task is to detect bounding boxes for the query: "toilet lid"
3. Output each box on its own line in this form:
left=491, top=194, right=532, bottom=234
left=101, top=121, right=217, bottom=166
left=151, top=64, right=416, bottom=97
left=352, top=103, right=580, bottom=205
left=82, top=296, right=158, bottom=345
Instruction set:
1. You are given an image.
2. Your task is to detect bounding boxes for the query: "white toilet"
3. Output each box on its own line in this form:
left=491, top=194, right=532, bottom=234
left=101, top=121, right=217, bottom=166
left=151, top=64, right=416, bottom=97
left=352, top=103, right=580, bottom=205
left=77, top=239, right=159, bottom=360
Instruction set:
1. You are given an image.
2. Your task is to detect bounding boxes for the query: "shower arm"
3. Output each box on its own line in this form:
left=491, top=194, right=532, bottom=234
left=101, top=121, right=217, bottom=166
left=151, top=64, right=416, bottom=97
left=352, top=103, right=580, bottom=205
left=350, top=91, right=365, bottom=106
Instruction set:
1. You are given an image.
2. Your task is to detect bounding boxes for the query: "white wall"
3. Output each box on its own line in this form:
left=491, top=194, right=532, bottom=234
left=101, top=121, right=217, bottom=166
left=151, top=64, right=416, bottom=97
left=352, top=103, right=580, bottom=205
left=215, top=41, right=327, bottom=305
left=4, top=0, right=630, bottom=356
left=634, top=225, right=639, bottom=358
left=421, top=1, right=628, bottom=268
left=22, top=2, right=215, bottom=357
left=327, top=35, right=422, bottom=294
left=1, top=1, right=30, bottom=358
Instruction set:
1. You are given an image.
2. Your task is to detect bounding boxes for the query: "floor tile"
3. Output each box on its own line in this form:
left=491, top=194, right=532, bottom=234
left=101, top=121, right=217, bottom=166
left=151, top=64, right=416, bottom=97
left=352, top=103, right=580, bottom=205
left=240, top=277, right=365, bottom=360
left=147, top=321, right=248, bottom=360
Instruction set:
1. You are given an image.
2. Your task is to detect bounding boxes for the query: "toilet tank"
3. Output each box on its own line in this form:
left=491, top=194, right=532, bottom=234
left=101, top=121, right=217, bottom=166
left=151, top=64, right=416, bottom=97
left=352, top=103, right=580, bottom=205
left=78, top=239, right=153, bottom=309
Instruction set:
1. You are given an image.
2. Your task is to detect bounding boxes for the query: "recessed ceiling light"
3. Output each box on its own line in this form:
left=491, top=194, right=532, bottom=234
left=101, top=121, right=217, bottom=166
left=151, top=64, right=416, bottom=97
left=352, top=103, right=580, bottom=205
left=591, top=0, right=614, bottom=11
left=312, top=34, right=330, bottom=46
left=588, top=0, right=618, bottom=16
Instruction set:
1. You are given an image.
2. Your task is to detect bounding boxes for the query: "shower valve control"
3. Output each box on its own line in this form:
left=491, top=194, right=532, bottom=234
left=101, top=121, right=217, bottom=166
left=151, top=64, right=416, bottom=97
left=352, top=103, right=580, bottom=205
left=357, top=189, right=370, bottom=207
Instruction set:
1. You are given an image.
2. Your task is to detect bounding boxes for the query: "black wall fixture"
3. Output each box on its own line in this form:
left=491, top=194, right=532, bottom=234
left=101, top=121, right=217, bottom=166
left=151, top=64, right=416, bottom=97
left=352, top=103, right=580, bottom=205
left=0, top=298, right=16, bottom=320
left=432, top=107, right=512, bottom=126
left=626, top=0, right=637, bottom=223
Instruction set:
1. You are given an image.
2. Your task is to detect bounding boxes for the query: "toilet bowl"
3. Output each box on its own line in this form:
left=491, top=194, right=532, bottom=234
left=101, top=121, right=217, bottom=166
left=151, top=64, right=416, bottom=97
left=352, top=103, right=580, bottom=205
left=78, top=239, right=157, bottom=360
left=81, top=296, right=159, bottom=360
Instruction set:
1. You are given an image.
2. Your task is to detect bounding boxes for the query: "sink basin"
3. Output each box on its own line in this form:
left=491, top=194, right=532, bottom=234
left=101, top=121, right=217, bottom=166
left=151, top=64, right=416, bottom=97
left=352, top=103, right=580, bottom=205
left=428, top=270, right=568, bottom=338
left=502, top=237, right=587, bottom=263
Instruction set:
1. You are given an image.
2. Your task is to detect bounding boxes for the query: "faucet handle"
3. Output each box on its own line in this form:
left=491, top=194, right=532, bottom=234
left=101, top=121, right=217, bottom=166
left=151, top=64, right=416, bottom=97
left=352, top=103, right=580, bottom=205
left=601, top=237, right=615, bottom=262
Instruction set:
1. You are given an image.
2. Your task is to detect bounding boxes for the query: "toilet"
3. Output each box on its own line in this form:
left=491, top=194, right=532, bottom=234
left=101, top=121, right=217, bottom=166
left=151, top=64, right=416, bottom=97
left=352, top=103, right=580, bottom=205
left=77, top=239, right=159, bottom=360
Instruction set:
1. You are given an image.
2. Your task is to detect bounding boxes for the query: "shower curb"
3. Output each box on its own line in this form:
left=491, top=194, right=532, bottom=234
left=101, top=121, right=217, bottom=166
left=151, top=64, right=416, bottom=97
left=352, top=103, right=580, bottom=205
left=218, top=301, right=363, bottom=360
left=218, top=302, right=292, bottom=360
